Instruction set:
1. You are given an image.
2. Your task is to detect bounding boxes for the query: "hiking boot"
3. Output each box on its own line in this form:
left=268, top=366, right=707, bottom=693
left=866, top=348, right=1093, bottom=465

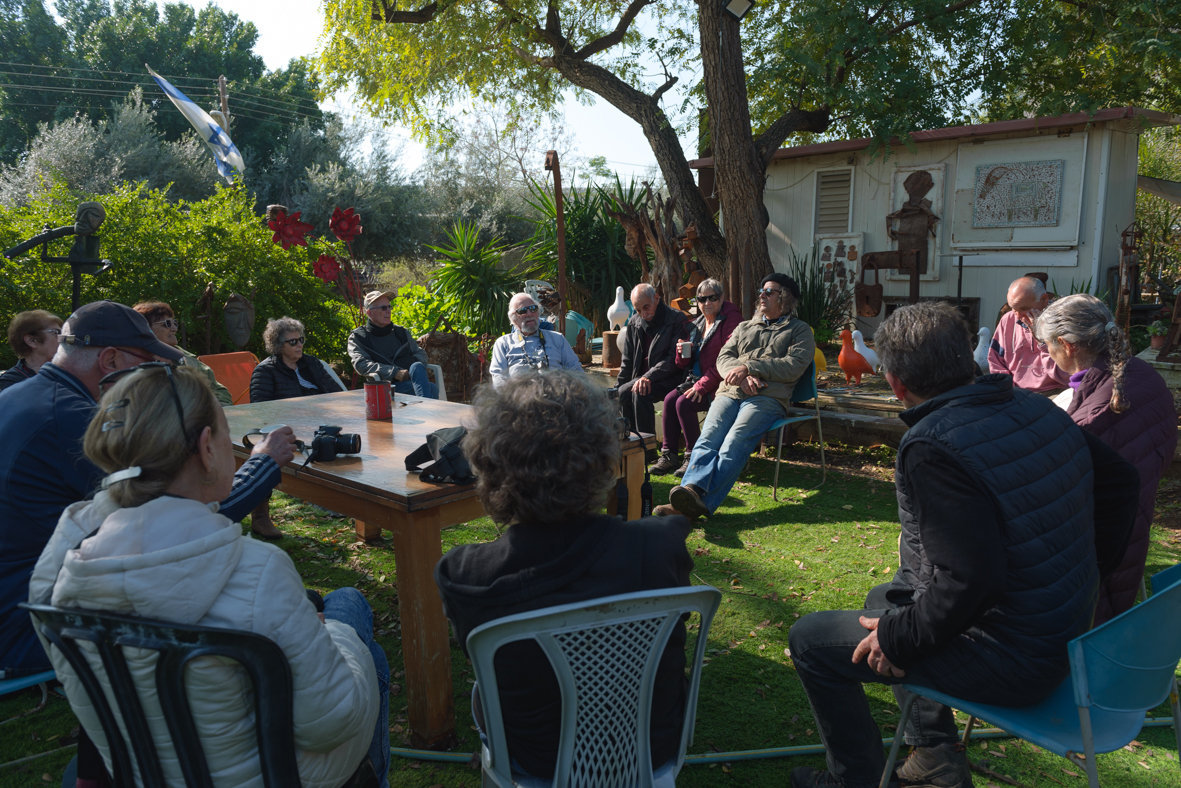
left=650, top=451, right=681, bottom=475
left=250, top=501, right=282, bottom=540
left=673, top=460, right=689, bottom=477
left=669, top=484, right=710, bottom=520
left=895, top=742, right=975, bottom=788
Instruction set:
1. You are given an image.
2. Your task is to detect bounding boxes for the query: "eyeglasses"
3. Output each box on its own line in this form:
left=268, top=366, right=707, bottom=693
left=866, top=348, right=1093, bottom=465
left=153, top=318, right=181, bottom=330
left=758, top=288, right=783, bottom=298
left=41, top=327, right=62, bottom=335
left=368, top=304, right=392, bottom=312
left=283, top=336, right=306, bottom=347
left=98, top=362, right=190, bottom=447
left=698, top=293, right=721, bottom=303
left=513, top=304, right=540, bottom=316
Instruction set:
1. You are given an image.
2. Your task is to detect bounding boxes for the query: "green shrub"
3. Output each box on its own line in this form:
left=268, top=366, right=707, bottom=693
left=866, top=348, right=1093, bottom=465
left=389, top=283, right=448, bottom=338
left=427, top=221, right=518, bottom=338
left=0, top=180, right=354, bottom=369
left=786, top=247, right=852, bottom=339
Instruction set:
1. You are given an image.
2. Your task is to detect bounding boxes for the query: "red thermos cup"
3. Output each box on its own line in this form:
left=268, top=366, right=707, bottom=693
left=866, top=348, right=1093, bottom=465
left=365, top=377, right=392, bottom=419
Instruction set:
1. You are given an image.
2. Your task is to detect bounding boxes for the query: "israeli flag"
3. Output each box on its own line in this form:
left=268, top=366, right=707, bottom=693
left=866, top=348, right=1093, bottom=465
left=146, top=64, right=245, bottom=182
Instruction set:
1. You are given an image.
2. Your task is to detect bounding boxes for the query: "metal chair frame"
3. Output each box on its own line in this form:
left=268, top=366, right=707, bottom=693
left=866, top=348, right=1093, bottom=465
left=466, top=586, right=721, bottom=788
left=878, top=566, right=1181, bottom=788
left=21, top=602, right=376, bottom=788
left=768, top=362, right=826, bottom=499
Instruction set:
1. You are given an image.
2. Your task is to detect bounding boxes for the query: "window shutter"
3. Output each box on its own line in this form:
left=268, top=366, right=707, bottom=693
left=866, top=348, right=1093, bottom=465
left=815, top=170, right=852, bottom=234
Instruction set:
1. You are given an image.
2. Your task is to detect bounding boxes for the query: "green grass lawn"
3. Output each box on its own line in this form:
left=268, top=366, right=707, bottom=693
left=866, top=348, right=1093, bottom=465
left=3, top=442, right=1180, bottom=788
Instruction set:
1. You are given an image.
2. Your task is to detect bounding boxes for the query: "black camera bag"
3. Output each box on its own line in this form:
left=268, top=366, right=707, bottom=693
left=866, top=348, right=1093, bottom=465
left=405, top=426, right=476, bottom=485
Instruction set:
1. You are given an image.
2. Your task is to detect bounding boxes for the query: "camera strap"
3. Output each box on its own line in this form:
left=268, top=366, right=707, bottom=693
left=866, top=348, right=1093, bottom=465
left=405, top=426, right=476, bottom=485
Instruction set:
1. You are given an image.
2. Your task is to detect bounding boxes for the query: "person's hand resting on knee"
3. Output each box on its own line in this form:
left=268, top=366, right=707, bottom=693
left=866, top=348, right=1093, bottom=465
left=852, top=616, right=906, bottom=678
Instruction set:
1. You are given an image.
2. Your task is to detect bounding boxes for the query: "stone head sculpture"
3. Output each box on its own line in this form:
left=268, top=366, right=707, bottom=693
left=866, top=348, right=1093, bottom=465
left=223, top=293, right=256, bottom=349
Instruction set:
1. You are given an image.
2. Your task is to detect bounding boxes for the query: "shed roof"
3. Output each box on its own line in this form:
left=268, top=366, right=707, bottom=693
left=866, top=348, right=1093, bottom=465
left=687, top=107, right=1181, bottom=169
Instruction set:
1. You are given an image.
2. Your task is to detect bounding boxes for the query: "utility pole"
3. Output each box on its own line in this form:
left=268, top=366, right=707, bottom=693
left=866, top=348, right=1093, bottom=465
left=218, top=75, right=230, bottom=129
left=544, top=150, right=567, bottom=336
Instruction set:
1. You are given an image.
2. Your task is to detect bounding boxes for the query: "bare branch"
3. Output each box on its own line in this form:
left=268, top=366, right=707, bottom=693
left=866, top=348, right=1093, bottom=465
left=572, top=0, right=656, bottom=60
left=753, top=107, right=831, bottom=165
left=652, top=51, right=678, bottom=102
left=371, top=0, right=439, bottom=23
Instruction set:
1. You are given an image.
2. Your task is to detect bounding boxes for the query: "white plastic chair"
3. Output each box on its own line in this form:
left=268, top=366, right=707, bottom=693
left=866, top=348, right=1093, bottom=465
left=319, top=358, right=347, bottom=392
left=426, top=363, right=447, bottom=402
left=467, top=586, right=722, bottom=788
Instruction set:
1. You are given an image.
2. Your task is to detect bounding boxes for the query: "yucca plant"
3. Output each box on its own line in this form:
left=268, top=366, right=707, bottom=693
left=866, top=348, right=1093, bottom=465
left=427, top=221, right=517, bottom=338
left=786, top=247, right=853, bottom=343
left=523, top=175, right=646, bottom=331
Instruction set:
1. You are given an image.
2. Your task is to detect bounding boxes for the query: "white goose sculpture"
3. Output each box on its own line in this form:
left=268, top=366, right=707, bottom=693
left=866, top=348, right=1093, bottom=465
left=973, top=326, right=992, bottom=372
left=607, top=286, right=630, bottom=331
left=851, top=330, right=880, bottom=374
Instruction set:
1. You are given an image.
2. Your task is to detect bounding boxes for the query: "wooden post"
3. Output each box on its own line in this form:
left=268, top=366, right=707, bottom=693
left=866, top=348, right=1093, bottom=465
left=545, top=151, right=567, bottom=336
left=218, top=75, right=230, bottom=129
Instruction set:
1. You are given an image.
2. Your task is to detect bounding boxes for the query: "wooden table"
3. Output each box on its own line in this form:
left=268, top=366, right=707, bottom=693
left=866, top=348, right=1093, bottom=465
left=224, top=390, right=652, bottom=748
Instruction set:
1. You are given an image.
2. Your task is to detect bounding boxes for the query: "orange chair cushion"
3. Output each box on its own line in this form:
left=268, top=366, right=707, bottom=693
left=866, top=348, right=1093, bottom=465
left=197, top=351, right=260, bottom=406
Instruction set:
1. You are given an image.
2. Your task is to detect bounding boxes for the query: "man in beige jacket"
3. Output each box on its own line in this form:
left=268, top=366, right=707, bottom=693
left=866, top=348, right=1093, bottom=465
left=656, top=273, right=815, bottom=519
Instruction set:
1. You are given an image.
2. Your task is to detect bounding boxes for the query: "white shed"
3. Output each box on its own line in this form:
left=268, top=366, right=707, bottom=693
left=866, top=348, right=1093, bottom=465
left=690, top=107, right=1181, bottom=332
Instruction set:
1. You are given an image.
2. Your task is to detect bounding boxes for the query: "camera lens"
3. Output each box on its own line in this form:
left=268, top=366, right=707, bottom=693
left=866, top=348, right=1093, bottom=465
left=340, top=433, right=361, bottom=454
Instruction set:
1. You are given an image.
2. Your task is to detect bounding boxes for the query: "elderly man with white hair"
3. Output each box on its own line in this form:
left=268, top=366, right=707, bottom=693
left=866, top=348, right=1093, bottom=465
left=488, top=292, right=583, bottom=388
left=616, top=283, right=689, bottom=456
left=988, top=275, right=1070, bottom=394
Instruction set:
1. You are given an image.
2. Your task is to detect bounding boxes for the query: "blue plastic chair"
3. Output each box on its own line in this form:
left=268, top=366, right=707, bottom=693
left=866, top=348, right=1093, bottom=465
left=0, top=668, right=56, bottom=715
left=1147, top=563, right=1181, bottom=759
left=767, top=362, right=825, bottom=499
left=879, top=570, right=1181, bottom=788
left=466, top=586, right=722, bottom=788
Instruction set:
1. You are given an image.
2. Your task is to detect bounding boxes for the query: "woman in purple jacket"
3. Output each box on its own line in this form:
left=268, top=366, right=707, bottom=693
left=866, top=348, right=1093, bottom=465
left=650, top=278, right=742, bottom=477
left=1037, top=294, right=1178, bottom=624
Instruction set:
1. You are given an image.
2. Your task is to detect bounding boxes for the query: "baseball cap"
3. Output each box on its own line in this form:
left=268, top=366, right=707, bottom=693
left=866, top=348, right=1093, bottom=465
left=363, top=290, right=397, bottom=309
left=60, top=300, right=183, bottom=361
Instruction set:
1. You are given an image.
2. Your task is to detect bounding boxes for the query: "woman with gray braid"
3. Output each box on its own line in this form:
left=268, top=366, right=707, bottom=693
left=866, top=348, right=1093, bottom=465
left=1036, top=294, right=1178, bottom=623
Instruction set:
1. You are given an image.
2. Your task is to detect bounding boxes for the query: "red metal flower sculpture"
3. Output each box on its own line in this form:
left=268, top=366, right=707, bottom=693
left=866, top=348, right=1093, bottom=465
left=269, top=210, right=313, bottom=249
left=329, top=207, right=363, bottom=243
left=313, top=254, right=341, bottom=282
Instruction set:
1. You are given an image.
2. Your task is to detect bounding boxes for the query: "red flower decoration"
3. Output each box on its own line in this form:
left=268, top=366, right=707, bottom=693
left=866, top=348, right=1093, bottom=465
left=313, top=254, right=341, bottom=282
left=330, top=207, right=363, bottom=243
left=268, top=210, right=313, bottom=249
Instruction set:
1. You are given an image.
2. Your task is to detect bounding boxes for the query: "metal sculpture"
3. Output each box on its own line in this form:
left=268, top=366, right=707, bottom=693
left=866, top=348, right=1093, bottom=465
left=2, top=201, right=113, bottom=311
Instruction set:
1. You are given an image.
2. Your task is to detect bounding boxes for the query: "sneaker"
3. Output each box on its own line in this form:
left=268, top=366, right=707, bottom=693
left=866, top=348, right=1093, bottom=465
left=895, top=742, right=975, bottom=788
left=673, top=460, right=689, bottom=477
left=669, top=485, right=710, bottom=520
left=650, top=451, right=681, bottom=475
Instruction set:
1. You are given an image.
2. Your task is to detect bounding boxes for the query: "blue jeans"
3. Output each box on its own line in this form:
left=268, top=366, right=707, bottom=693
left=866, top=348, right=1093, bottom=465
left=393, top=362, right=439, bottom=399
left=324, top=588, right=390, bottom=788
left=681, top=395, right=787, bottom=513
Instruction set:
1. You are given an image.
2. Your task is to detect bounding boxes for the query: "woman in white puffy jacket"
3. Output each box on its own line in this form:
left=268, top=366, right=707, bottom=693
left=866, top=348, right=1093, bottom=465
left=27, top=363, right=389, bottom=788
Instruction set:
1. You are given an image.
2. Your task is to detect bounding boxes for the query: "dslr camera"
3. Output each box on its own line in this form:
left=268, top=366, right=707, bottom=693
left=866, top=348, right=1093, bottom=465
left=307, top=425, right=361, bottom=462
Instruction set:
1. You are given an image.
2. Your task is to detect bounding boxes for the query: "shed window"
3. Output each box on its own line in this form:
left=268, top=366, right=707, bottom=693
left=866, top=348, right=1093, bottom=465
left=815, top=170, right=852, bottom=234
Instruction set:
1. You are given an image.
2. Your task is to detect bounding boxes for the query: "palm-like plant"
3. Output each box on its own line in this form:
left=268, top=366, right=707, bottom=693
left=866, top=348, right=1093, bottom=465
left=427, top=221, right=517, bottom=338
left=524, top=175, right=646, bottom=331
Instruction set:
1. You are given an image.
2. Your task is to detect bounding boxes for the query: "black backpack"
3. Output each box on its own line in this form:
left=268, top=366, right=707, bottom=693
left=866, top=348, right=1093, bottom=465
left=404, top=426, right=476, bottom=485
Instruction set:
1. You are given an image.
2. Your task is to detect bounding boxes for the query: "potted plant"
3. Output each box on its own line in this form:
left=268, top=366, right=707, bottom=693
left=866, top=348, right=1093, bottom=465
left=1148, top=320, right=1169, bottom=350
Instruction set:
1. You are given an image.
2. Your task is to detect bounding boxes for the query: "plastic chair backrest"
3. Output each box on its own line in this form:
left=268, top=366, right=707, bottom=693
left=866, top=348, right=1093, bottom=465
left=1150, top=563, right=1181, bottom=595
left=197, top=351, right=259, bottom=405
left=21, top=602, right=300, bottom=788
left=1069, top=574, right=1181, bottom=713
left=466, top=587, right=721, bottom=788
left=790, top=362, right=817, bottom=405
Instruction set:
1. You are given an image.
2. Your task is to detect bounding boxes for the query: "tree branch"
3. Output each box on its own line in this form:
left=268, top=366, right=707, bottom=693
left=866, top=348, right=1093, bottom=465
left=572, top=0, right=656, bottom=60
left=371, top=0, right=439, bottom=23
left=880, top=0, right=986, bottom=39
left=652, top=51, right=678, bottom=102
left=753, top=107, right=831, bottom=166
left=543, top=2, right=570, bottom=52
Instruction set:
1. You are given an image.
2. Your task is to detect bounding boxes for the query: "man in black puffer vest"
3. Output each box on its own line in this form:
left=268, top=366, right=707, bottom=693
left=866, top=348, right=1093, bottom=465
left=348, top=290, right=438, bottom=398
left=789, top=303, right=1138, bottom=788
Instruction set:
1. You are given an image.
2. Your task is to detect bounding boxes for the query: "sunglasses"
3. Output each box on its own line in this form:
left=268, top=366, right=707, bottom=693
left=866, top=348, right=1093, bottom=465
left=368, top=304, right=392, bottom=312
left=513, top=304, right=540, bottom=316
left=283, top=336, right=306, bottom=347
left=758, top=288, right=783, bottom=298
left=98, top=362, right=190, bottom=446
left=153, top=318, right=181, bottom=330
left=698, top=293, right=721, bottom=303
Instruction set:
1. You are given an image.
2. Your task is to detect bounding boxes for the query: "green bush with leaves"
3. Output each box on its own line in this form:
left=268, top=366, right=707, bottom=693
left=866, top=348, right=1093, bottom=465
left=388, top=283, right=448, bottom=338
left=786, top=248, right=852, bottom=343
left=427, top=221, right=518, bottom=338
left=523, top=176, right=645, bottom=331
left=0, top=180, right=354, bottom=370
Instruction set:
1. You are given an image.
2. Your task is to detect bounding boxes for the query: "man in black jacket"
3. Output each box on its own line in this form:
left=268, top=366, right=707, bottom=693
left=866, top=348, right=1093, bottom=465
left=616, top=284, right=688, bottom=454
left=788, top=303, right=1138, bottom=788
left=348, top=290, right=438, bottom=398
